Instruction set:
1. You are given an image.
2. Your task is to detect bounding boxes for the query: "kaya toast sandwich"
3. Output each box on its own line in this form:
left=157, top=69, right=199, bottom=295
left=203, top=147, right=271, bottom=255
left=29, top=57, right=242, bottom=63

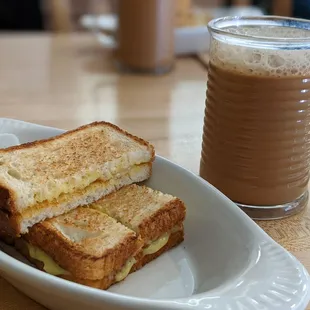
left=15, top=185, right=186, bottom=290
left=0, top=121, right=154, bottom=238
left=15, top=207, right=143, bottom=289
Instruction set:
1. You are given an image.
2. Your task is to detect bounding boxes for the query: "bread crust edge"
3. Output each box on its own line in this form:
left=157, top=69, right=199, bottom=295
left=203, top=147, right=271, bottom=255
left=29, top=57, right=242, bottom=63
left=138, top=198, right=186, bottom=242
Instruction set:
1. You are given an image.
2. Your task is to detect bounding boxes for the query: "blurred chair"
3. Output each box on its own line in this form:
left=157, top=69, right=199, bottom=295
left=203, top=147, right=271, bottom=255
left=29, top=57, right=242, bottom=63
left=224, top=0, right=293, bottom=16
left=272, top=0, right=293, bottom=16
left=45, top=0, right=72, bottom=32
left=45, top=0, right=112, bottom=32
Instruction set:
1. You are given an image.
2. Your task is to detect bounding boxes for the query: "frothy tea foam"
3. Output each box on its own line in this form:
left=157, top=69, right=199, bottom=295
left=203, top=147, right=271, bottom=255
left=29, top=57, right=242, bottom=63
left=210, top=25, right=310, bottom=77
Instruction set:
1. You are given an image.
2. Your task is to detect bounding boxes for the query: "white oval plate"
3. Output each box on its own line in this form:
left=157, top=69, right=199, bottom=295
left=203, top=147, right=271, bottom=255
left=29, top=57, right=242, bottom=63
left=0, top=118, right=309, bottom=310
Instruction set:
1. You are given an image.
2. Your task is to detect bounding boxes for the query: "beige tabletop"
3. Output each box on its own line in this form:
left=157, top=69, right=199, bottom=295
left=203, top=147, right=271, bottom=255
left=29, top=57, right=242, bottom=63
left=0, top=33, right=309, bottom=309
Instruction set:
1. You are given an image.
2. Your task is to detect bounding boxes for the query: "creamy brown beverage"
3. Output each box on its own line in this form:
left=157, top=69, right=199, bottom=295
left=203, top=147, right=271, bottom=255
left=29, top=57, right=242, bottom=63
left=200, top=17, right=310, bottom=219
left=116, top=0, right=175, bottom=73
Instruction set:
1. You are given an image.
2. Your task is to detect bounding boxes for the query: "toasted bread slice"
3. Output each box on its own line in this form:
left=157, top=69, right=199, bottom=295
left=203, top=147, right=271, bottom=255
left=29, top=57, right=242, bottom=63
left=63, top=228, right=184, bottom=289
left=20, top=208, right=143, bottom=280
left=0, top=122, right=154, bottom=234
left=92, top=184, right=186, bottom=244
left=0, top=163, right=152, bottom=236
left=15, top=228, right=184, bottom=290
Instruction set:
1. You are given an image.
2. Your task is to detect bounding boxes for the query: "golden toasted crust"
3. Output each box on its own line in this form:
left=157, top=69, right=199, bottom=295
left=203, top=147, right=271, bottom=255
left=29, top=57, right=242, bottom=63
left=138, top=198, right=186, bottom=242
left=17, top=229, right=184, bottom=290
left=92, top=184, right=186, bottom=243
left=0, top=121, right=154, bottom=155
left=0, top=121, right=155, bottom=215
left=0, top=209, right=18, bottom=238
left=64, top=229, right=184, bottom=289
left=0, top=186, right=14, bottom=214
left=24, top=208, right=143, bottom=280
left=132, top=229, right=184, bottom=272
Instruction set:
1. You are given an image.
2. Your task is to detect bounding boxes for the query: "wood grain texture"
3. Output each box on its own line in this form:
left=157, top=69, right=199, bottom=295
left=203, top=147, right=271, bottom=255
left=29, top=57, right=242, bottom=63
left=0, top=33, right=309, bottom=309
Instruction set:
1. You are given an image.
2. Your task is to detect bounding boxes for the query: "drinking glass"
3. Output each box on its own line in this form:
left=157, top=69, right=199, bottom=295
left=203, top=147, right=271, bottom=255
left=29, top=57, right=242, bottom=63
left=200, top=16, right=310, bottom=219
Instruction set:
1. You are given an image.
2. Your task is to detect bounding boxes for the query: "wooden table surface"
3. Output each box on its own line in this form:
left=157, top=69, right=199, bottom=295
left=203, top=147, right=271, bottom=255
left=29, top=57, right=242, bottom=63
left=0, top=33, right=309, bottom=309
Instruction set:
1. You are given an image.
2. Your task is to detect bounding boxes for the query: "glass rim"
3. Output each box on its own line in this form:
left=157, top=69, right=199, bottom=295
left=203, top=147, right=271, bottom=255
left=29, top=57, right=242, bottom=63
left=208, top=16, right=310, bottom=45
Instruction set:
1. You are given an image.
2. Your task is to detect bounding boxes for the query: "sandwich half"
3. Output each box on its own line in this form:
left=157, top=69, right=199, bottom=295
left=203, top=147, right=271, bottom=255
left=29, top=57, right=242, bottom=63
left=15, top=207, right=144, bottom=289
left=15, top=185, right=186, bottom=290
left=91, top=184, right=186, bottom=273
left=0, top=122, right=154, bottom=236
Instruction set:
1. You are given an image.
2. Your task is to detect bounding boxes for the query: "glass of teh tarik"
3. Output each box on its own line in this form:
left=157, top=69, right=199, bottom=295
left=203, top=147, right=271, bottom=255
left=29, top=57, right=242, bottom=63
left=115, top=0, right=175, bottom=74
left=200, top=16, right=310, bottom=219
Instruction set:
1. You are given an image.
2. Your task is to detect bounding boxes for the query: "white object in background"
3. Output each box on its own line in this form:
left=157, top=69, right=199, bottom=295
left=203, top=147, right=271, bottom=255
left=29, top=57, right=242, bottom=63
left=0, top=118, right=309, bottom=310
left=0, top=133, right=20, bottom=148
left=213, top=6, right=265, bottom=18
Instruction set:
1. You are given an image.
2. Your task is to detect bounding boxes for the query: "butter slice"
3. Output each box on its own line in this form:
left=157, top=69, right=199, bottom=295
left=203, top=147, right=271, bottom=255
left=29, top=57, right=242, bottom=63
left=27, top=243, right=68, bottom=276
left=115, top=257, right=136, bottom=282
left=33, top=162, right=139, bottom=204
left=143, top=232, right=170, bottom=256
left=27, top=242, right=136, bottom=282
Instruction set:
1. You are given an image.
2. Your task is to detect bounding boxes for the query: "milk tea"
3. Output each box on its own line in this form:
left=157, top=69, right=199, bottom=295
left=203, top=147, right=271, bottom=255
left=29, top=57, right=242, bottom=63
left=116, top=0, right=175, bottom=73
left=200, top=24, right=310, bottom=212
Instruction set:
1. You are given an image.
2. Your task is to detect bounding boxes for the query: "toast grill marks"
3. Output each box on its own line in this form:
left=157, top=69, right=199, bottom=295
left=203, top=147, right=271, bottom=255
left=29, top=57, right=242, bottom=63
left=0, top=121, right=154, bottom=234
left=24, top=208, right=143, bottom=280
left=92, top=184, right=186, bottom=244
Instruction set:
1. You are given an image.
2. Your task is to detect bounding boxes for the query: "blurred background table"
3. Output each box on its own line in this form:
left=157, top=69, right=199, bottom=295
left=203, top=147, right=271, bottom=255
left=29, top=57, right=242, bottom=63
left=0, top=30, right=310, bottom=310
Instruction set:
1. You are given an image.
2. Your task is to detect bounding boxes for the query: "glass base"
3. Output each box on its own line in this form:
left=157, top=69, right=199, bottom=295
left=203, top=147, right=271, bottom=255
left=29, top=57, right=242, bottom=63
left=114, top=60, right=174, bottom=75
left=236, top=191, right=309, bottom=220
